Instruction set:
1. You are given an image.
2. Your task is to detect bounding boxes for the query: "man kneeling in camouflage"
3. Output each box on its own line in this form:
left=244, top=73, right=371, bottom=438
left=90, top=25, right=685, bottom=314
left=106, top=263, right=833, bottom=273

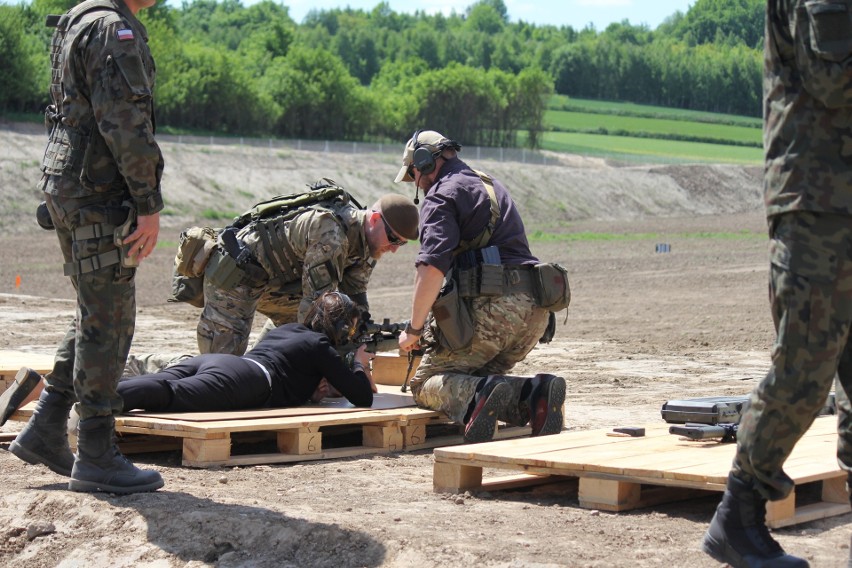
left=196, top=182, right=419, bottom=355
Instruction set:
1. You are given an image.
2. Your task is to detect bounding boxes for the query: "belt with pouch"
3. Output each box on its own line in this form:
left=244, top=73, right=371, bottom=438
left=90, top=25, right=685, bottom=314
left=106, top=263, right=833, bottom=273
left=457, top=263, right=535, bottom=297
left=501, top=264, right=535, bottom=296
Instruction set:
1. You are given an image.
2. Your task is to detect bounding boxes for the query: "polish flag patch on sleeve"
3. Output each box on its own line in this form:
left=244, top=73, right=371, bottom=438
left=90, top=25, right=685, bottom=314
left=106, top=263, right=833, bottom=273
left=116, top=28, right=134, bottom=41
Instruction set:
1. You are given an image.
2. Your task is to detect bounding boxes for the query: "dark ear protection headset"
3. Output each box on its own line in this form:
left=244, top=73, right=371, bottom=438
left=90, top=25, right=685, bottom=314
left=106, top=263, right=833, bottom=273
left=332, top=315, right=353, bottom=346
left=410, top=129, right=461, bottom=176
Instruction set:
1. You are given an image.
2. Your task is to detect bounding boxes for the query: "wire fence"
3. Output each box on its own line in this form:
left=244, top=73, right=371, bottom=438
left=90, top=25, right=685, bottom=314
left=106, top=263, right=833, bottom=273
left=157, top=134, right=555, bottom=166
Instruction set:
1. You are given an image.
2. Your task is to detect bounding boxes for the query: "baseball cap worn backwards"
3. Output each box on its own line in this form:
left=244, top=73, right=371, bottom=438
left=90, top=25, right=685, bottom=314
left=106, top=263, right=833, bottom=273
left=393, top=130, right=454, bottom=183
left=376, top=194, right=419, bottom=240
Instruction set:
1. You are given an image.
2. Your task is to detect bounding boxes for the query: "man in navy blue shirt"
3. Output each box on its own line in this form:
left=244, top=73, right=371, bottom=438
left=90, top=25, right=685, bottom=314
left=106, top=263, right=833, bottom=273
left=395, top=130, right=566, bottom=444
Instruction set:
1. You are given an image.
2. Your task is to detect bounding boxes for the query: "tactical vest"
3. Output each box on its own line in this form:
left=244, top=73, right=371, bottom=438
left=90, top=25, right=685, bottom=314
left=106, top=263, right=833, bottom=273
left=236, top=180, right=363, bottom=285
left=41, top=0, right=153, bottom=190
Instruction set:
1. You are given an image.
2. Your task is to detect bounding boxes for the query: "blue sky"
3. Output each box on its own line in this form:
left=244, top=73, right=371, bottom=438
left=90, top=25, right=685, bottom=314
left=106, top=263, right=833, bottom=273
left=281, top=0, right=697, bottom=29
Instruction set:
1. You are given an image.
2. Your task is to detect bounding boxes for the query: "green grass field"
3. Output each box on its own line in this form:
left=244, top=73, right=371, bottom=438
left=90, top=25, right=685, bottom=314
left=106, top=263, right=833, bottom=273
left=527, top=130, right=762, bottom=164
left=549, top=95, right=762, bottom=127
left=545, top=110, right=761, bottom=146
left=536, top=96, right=763, bottom=164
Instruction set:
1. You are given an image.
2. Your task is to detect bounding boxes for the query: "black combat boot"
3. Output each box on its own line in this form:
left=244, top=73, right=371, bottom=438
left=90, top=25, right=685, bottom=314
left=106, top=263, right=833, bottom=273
left=69, top=416, right=164, bottom=494
left=525, top=374, right=566, bottom=436
left=485, top=375, right=531, bottom=427
left=464, top=379, right=512, bottom=444
left=702, top=473, right=809, bottom=568
left=8, top=388, right=75, bottom=476
left=0, top=367, right=42, bottom=427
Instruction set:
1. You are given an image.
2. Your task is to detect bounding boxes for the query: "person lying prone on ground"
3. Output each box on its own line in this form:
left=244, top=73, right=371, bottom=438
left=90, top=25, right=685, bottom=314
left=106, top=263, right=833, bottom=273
left=122, top=353, right=339, bottom=403
left=117, top=291, right=375, bottom=413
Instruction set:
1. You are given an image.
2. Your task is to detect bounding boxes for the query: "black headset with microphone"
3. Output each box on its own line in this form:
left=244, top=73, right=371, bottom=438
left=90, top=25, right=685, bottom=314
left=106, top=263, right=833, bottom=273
left=409, top=129, right=461, bottom=176
left=408, top=130, right=460, bottom=203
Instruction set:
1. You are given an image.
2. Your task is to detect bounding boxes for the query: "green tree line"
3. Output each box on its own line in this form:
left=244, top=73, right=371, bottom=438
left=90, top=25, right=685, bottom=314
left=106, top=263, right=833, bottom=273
left=0, top=0, right=763, bottom=146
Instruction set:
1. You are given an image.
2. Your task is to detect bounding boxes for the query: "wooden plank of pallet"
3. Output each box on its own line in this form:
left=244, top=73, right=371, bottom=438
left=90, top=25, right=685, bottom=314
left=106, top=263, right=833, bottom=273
left=371, top=352, right=421, bottom=386
left=766, top=475, right=851, bottom=529
left=178, top=417, right=407, bottom=467
left=116, top=434, right=182, bottom=455
left=0, top=350, right=54, bottom=376
left=432, top=417, right=848, bottom=527
left=124, top=390, right=416, bottom=422
left=479, top=473, right=572, bottom=492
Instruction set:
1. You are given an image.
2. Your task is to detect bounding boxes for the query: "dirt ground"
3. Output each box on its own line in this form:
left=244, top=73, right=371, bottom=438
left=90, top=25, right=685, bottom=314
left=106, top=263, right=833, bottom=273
left=0, top=124, right=849, bottom=567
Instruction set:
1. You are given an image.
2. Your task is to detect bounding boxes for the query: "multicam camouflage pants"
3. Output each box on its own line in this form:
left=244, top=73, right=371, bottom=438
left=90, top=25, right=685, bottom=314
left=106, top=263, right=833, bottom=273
left=44, top=193, right=136, bottom=420
left=733, top=212, right=852, bottom=501
left=122, top=353, right=194, bottom=378
left=413, top=292, right=550, bottom=423
left=197, top=275, right=301, bottom=355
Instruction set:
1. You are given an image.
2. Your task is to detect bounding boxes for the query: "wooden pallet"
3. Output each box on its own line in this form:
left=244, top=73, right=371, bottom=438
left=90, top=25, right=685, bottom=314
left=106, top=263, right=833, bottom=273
left=10, top=385, right=529, bottom=467
left=433, top=416, right=849, bottom=528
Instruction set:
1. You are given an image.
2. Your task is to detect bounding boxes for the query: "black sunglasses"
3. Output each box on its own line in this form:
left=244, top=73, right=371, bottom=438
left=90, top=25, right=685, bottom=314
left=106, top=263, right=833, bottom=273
left=407, top=164, right=417, bottom=180
left=380, top=215, right=406, bottom=246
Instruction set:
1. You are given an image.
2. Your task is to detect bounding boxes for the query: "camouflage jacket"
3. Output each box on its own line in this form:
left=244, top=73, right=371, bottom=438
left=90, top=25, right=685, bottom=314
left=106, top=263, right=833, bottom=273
left=238, top=203, right=375, bottom=320
left=39, top=0, right=164, bottom=216
left=764, top=0, right=852, bottom=218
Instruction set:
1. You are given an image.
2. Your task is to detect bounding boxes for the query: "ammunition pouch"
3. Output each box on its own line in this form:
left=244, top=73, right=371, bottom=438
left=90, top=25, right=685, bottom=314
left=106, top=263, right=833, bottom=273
left=175, top=226, right=217, bottom=278
left=203, top=248, right=268, bottom=292
left=432, top=274, right=475, bottom=352
left=41, top=124, right=87, bottom=179
left=532, top=263, right=571, bottom=312
left=456, top=264, right=536, bottom=299
left=169, top=272, right=205, bottom=308
left=167, top=226, right=218, bottom=308
left=204, top=250, right=244, bottom=291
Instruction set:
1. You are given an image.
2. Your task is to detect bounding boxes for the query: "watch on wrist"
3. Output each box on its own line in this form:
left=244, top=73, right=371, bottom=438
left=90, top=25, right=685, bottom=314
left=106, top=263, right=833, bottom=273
left=405, top=322, right=423, bottom=336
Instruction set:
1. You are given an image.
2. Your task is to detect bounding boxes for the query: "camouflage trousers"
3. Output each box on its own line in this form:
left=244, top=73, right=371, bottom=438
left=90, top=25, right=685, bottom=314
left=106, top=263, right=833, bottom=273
left=197, top=275, right=301, bottom=355
left=123, top=353, right=194, bottom=378
left=733, top=211, right=852, bottom=501
left=43, top=192, right=136, bottom=420
left=413, top=292, right=550, bottom=423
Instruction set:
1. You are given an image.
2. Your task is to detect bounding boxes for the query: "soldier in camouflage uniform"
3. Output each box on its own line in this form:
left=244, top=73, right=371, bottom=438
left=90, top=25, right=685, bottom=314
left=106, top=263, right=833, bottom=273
left=395, top=130, right=567, bottom=443
left=702, top=2, right=852, bottom=567
left=198, top=191, right=419, bottom=355
left=9, top=0, right=164, bottom=494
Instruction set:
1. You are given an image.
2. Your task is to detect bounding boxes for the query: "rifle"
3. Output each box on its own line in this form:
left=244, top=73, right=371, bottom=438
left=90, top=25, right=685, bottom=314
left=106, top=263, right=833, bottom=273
left=354, top=318, right=407, bottom=354
left=669, top=422, right=738, bottom=443
left=352, top=318, right=422, bottom=393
